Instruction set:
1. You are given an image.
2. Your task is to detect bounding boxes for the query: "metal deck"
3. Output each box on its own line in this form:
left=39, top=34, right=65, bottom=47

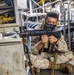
left=40, top=66, right=74, bottom=75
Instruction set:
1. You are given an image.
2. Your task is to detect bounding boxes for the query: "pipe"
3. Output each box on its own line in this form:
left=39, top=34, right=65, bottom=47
left=68, top=0, right=71, bottom=50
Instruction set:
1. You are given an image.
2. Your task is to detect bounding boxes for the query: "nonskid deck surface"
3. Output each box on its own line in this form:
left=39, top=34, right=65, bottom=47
left=40, top=67, right=74, bottom=75
left=39, top=58, right=74, bottom=75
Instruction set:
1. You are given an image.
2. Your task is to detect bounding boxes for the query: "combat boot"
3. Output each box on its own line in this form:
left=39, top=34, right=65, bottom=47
left=50, top=63, right=73, bottom=74
left=60, top=63, right=73, bottom=74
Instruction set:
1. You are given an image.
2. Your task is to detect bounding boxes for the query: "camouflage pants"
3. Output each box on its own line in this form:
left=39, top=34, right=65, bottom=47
left=30, top=51, right=73, bottom=69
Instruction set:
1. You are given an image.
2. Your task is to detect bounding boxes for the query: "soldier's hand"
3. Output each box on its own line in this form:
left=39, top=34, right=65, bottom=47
left=41, top=35, right=49, bottom=43
left=49, top=35, right=58, bottom=43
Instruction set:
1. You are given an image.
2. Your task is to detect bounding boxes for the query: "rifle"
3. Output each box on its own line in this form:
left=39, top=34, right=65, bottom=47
left=21, top=29, right=61, bottom=38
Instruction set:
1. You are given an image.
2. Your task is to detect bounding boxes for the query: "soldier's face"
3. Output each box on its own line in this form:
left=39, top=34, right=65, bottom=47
left=46, top=17, right=58, bottom=26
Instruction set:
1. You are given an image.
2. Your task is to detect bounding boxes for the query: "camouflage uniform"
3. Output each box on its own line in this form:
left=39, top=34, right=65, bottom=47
left=30, top=34, right=73, bottom=69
